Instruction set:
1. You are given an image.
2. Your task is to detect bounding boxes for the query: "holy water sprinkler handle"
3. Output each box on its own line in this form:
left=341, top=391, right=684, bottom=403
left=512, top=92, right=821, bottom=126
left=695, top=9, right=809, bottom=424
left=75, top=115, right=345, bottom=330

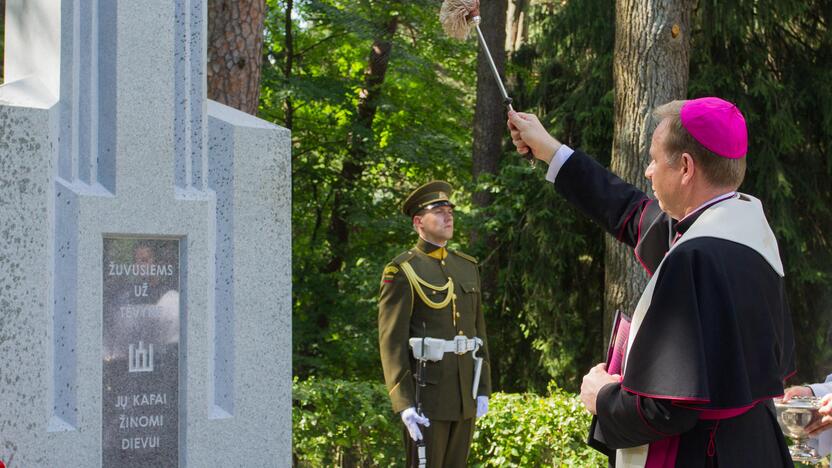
left=472, top=17, right=511, bottom=106
left=472, top=16, right=535, bottom=167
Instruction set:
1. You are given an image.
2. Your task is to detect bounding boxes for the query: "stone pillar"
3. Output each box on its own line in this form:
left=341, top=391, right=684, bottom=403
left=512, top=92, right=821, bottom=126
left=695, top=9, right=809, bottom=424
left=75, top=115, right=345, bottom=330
left=0, top=1, right=291, bottom=466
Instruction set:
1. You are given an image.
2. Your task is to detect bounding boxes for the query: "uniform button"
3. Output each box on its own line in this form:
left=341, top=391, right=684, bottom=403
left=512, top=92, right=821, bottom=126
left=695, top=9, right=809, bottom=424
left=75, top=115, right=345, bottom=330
left=441, top=260, right=446, bottom=266
left=455, top=313, right=460, bottom=318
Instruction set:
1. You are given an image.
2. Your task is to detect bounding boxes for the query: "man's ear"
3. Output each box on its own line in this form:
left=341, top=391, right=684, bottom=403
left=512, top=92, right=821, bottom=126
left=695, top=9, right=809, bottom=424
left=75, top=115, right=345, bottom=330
left=680, top=153, right=695, bottom=185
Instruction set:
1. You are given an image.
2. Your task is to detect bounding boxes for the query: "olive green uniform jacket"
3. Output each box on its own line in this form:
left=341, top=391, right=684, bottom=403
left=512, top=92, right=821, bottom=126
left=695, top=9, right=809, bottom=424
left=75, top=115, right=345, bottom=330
left=378, top=238, right=492, bottom=421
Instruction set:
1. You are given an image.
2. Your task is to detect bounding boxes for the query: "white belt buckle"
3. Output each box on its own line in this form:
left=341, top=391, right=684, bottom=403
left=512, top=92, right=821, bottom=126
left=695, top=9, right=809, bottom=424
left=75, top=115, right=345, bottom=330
left=454, top=335, right=467, bottom=354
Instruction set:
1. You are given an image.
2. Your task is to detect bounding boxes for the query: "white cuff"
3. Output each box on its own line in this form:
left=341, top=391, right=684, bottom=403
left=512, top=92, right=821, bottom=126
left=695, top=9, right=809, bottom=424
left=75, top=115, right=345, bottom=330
left=544, top=144, right=575, bottom=184
left=809, top=382, right=832, bottom=398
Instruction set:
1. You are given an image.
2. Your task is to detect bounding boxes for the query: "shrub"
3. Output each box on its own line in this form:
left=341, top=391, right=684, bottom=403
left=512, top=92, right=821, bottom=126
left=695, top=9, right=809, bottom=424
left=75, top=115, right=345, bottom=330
left=293, top=377, right=403, bottom=466
left=470, top=384, right=607, bottom=467
left=292, top=378, right=608, bottom=467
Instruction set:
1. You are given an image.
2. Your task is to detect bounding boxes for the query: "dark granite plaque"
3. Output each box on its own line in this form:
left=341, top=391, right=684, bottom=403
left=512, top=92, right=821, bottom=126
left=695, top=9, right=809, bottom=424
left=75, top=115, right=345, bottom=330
left=103, top=238, right=181, bottom=467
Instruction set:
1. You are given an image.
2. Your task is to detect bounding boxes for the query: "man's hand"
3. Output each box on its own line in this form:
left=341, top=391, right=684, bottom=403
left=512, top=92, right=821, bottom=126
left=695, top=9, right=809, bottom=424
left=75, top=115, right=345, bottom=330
left=807, top=393, right=832, bottom=437
left=476, top=395, right=489, bottom=418
left=507, top=111, right=562, bottom=164
left=401, top=407, right=430, bottom=441
left=782, top=385, right=814, bottom=402
left=580, top=363, right=621, bottom=415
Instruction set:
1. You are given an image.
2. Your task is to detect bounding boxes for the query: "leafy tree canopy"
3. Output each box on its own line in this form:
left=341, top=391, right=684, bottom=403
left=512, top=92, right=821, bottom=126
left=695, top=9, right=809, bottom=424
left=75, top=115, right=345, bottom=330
left=264, top=0, right=832, bottom=391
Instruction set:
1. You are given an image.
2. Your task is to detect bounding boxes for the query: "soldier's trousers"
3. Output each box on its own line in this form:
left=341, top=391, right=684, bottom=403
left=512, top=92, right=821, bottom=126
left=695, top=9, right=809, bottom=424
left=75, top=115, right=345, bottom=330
left=404, top=417, right=475, bottom=468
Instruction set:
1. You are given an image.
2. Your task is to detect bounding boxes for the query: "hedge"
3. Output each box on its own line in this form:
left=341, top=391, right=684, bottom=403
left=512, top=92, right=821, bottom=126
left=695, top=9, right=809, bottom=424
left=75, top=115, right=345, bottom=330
left=293, top=378, right=607, bottom=466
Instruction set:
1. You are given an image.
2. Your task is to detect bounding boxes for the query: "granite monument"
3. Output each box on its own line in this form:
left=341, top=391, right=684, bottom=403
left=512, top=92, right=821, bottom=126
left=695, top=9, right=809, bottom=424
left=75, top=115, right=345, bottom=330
left=0, top=1, right=291, bottom=466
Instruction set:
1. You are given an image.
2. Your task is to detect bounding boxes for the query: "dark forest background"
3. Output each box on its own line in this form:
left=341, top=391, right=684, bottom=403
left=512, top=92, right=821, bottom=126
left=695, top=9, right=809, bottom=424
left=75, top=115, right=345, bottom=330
left=4, top=0, right=826, bottom=395
left=262, top=0, right=832, bottom=393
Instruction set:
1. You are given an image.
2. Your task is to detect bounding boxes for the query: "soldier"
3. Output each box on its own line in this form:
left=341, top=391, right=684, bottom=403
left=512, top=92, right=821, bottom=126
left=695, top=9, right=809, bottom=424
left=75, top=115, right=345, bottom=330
left=378, top=181, right=492, bottom=467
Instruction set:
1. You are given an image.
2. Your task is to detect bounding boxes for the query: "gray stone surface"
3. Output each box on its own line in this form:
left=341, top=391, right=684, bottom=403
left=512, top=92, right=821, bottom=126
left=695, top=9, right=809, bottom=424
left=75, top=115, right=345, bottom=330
left=0, top=1, right=291, bottom=466
left=0, top=84, right=57, bottom=468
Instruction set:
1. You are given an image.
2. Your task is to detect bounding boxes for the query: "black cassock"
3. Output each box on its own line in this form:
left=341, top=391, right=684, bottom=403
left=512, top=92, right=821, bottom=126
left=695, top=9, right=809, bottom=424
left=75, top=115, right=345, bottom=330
left=553, top=150, right=796, bottom=467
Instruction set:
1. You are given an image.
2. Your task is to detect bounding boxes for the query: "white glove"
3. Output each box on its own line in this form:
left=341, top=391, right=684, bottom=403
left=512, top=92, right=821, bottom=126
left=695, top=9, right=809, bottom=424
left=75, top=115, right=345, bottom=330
left=476, top=395, right=489, bottom=418
left=401, top=407, right=430, bottom=441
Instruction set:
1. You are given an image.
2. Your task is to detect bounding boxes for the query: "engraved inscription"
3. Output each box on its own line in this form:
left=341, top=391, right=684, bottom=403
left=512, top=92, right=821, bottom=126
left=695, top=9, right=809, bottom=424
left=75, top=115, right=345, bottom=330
left=103, top=238, right=181, bottom=468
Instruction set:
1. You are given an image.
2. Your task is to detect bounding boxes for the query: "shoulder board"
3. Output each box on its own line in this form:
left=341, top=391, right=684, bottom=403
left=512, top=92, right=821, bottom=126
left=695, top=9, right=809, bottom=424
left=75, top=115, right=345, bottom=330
left=392, top=249, right=417, bottom=265
left=449, top=250, right=478, bottom=264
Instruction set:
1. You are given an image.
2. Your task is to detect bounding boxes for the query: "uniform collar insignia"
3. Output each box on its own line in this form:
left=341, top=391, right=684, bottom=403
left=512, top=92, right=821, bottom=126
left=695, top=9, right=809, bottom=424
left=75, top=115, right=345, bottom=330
left=416, top=238, right=447, bottom=260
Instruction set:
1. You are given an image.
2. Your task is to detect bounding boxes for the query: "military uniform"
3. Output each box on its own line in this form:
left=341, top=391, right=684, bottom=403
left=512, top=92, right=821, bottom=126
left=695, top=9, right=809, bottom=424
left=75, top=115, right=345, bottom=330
left=378, top=182, right=492, bottom=468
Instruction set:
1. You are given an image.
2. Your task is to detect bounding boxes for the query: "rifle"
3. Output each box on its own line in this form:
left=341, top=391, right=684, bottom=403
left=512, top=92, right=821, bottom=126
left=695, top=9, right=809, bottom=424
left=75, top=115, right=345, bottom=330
left=411, top=322, right=428, bottom=468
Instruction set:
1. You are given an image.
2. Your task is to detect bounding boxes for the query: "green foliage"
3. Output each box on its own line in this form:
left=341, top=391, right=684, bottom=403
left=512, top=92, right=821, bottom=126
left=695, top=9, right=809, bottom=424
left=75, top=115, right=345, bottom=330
left=292, top=378, right=607, bottom=467
left=688, top=0, right=832, bottom=379
left=470, top=0, right=615, bottom=393
left=469, top=164, right=607, bottom=393
left=262, top=0, right=480, bottom=382
left=0, top=5, right=4, bottom=84
left=293, top=377, right=403, bottom=466
left=481, top=0, right=832, bottom=391
left=271, top=0, right=832, bottom=396
left=470, top=384, right=607, bottom=467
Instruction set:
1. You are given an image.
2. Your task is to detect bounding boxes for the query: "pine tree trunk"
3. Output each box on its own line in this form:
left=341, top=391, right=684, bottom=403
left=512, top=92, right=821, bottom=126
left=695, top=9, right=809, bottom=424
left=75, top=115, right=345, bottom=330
left=472, top=0, right=508, bottom=204
left=606, top=0, right=694, bottom=337
left=471, top=0, right=508, bottom=386
left=206, top=0, right=266, bottom=116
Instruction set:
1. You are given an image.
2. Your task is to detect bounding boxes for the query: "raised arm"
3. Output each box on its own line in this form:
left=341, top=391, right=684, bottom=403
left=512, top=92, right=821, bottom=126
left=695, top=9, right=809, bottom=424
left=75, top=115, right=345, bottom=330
left=508, top=111, right=655, bottom=248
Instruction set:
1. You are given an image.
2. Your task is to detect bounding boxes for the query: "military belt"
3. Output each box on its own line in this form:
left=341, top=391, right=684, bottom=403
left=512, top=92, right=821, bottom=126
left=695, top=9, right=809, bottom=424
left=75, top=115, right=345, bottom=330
left=409, top=336, right=485, bottom=399
left=408, top=336, right=482, bottom=361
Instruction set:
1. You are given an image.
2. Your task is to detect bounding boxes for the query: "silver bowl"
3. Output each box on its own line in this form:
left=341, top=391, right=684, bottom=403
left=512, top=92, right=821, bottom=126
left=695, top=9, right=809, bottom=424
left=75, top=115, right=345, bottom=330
left=775, top=396, right=824, bottom=464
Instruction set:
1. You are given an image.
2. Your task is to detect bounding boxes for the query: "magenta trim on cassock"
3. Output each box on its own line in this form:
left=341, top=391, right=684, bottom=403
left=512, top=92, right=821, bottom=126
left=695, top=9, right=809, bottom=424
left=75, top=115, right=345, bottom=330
left=673, top=392, right=795, bottom=415
left=696, top=403, right=755, bottom=420
left=633, top=199, right=655, bottom=276
left=706, top=420, right=720, bottom=457
left=618, top=197, right=649, bottom=242
left=632, top=395, right=779, bottom=465
left=645, top=436, right=680, bottom=468
left=671, top=232, right=682, bottom=246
